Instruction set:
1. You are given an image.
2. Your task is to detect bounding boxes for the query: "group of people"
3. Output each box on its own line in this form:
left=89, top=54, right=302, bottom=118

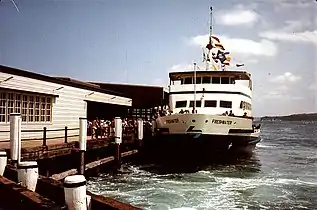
left=87, top=117, right=155, bottom=140
left=87, top=117, right=139, bottom=139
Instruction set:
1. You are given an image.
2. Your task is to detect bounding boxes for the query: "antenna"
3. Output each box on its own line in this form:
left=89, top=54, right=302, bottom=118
left=193, top=62, right=197, bottom=113
left=0, top=0, right=20, bottom=12
left=209, top=6, right=213, bottom=36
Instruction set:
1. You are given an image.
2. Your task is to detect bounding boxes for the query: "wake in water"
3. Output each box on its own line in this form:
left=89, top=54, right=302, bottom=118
left=88, top=122, right=317, bottom=209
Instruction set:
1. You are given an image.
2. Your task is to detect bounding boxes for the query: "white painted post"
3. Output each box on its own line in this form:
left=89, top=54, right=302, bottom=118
left=64, top=175, right=87, bottom=210
left=18, top=117, right=21, bottom=165
left=10, top=113, right=21, bottom=167
left=79, top=118, right=87, bottom=151
left=114, top=117, right=122, bottom=144
left=114, top=117, right=122, bottom=170
left=0, top=150, right=7, bottom=176
left=17, top=161, right=38, bottom=192
left=79, top=118, right=87, bottom=175
left=137, top=119, right=143, bottom=140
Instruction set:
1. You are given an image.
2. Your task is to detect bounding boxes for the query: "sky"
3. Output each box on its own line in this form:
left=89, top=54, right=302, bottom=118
left=0, top=0, right=316, bottom=116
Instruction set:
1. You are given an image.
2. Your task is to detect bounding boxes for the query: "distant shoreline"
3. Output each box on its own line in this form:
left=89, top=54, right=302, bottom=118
left=260, top=113, right=317, bottom=121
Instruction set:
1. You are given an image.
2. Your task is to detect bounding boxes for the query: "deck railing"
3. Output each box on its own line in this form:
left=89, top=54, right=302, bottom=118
left=0, top=127, right=79, bottom=146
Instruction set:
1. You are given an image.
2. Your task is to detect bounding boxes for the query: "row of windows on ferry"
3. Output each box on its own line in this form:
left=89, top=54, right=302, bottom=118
left=175, top=100, right=252, bottom=110
left=175, top=77, right=235, bottom=85
left=0, top=91, right=52, bottom=123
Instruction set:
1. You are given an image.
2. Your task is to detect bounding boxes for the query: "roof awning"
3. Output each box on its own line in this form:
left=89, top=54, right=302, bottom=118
left=84, top=92, right=132, bottom=106
left=0, top=87, right=59, bottom=97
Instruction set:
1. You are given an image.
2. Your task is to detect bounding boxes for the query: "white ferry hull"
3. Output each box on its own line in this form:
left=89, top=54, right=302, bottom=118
left=149, top=114, right=261, bottom=157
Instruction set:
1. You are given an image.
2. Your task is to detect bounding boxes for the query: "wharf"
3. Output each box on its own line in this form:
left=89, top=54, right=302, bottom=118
left=0, top=131, right=143, bottom=209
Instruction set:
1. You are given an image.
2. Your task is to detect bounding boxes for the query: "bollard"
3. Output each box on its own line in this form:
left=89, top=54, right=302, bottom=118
left=0, top=150, right=7, bottom=176
left=78, top=118, right=87, bottom=175
left=17, top=161, right=38, bottom=192
left=64, top=175, right=87, bottom=210
left=137, top=119, right=143, bottom=147
left=114, top=117, right=122, bottom=170
left=10, top=113, right=21, bottom=167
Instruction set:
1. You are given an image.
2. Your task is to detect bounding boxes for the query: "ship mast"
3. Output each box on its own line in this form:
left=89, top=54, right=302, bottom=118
left=205, top=7, right=214, bottom=71
left=193, top=62, right=197, bottom=113
left=209, top=6, right=213, bottom=37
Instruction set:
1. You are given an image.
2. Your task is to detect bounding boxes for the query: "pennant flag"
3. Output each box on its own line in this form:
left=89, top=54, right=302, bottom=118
left=206, top=36, right=213, bottom=50
left=236, top=64, right=245, bottom=67
left=202, top=52, right=206, bottom=62
left=215, top=44, right=225, bottom=51
left=211, top=35, right=220, bottom=43
left=217, top=51, right=227, bottom=63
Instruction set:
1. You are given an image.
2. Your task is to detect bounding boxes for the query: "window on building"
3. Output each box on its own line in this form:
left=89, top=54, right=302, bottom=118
left=220, top=100, right=232, bottom=108
left=204, top=100, right=217, bottom=107
left=0, top=93, right=6, bottom=122
left=189, top=101, right=202, bottom=107
left=212, top=77, right=221, bottom=84
left=7, top=93, right=14, bottom=122
left=202, top=77, right=211, bottom=84
left=0, top=91, right=52, bottom=123
left=175, top=101, right=187, bottom=108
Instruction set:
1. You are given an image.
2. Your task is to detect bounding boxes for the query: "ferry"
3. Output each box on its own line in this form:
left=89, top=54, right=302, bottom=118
left=151, top=7, right=261, bottom=156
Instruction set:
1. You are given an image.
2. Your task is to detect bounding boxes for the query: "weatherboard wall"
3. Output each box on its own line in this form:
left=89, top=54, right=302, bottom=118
left=0, top=71, right=131, bottom=141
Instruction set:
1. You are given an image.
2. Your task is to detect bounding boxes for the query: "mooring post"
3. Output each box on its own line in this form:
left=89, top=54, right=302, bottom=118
left=64, top=174, right=87, bottom=210
left=43, top=127, right=47, bottom=147
left=17, top=161, right=38, bottom=192
left=114, top=117, right=122, bottom=170
left=0, top=150, right=7, bottom=176
left=151, top=119, right=156, bottom=136
left=64, top=126, right=68, bottom=143
left=78, top=118, right=87, bottom=175
left=86, top=195, right=92, bottom=210
left=137, top=119, right=144, bottom=148
left=10, top=113, right=21, bottom=168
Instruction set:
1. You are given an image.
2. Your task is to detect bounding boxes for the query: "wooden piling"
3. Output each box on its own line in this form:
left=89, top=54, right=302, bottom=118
left=79, top=150, right=85, bottom=175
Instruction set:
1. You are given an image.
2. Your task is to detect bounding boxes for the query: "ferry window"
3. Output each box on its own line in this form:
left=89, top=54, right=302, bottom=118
left=175, top=101, right=187, bottom=108
left=184, top=77, right=192, bottom=84
left=240, top=101, right=244, bottom=109
left=204, top=100, right=217, bottom=107
left=247, top=103, right=252, bottom=110
left=221, top=77, right=230, bottom=84
left=220, top=100, right=232, bottom=108
left=189, top=101, right=202, bottom=107
left=212, top=77, right=221, bottom=84
left=195, top=77, right=202, bottom=84
left=230, top=78, right=236, bottom=84
left=202, top=77, right=211, bottom=84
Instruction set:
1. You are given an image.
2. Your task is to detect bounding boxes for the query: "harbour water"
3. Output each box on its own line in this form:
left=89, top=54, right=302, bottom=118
left=88, top=121, right=317, bottom=209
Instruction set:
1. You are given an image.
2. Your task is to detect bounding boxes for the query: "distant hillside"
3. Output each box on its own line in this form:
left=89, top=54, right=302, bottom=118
left=261, top=113, right=317, bottom=121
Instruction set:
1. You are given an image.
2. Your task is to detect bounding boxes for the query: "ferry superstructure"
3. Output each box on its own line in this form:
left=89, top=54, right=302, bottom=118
left=152, top=7, right=261, bottom=155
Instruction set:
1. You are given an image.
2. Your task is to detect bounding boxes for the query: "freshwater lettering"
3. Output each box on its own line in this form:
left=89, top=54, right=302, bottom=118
left=211, top=119, right=233, bottom=125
